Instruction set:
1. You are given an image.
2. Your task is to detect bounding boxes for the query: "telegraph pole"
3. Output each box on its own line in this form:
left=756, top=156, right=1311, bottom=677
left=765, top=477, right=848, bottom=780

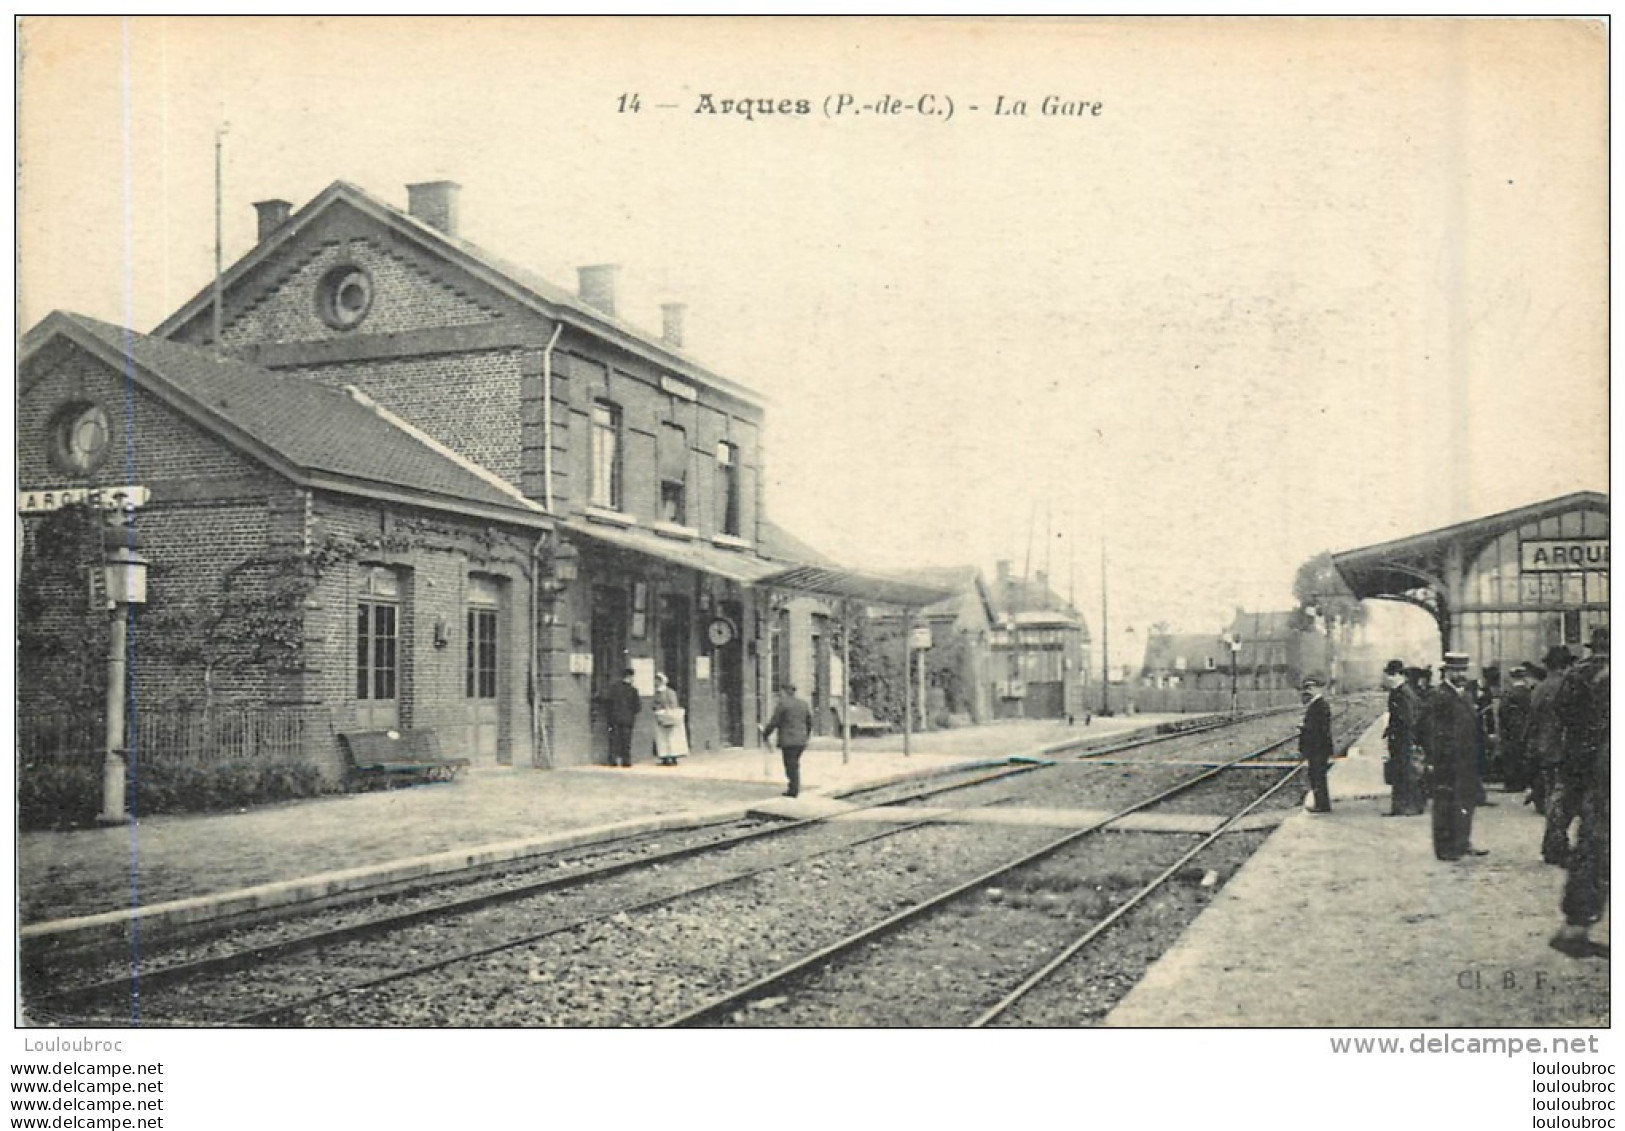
left=1099, top=536, right=1111, bottom=716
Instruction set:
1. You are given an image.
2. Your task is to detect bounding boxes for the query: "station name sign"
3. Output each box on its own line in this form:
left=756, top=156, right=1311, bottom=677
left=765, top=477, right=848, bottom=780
left=1520, top=538, right=1608, bottom=573
left=18, top=486, right=151, bottom=513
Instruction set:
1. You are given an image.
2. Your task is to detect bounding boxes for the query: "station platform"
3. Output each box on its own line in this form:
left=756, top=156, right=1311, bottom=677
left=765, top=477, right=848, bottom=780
left=17, top=715, right=1161, bottom=950
left=1105, top=717, right=1610, bottom=1028
left=18, top=712, right=1605, bottom=1029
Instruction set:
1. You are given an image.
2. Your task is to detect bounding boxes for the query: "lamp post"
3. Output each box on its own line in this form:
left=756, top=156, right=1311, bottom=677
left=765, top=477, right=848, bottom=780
left=98, top=516, right=148, bottom=825
left=1223, top=632, right=1242, bottom=716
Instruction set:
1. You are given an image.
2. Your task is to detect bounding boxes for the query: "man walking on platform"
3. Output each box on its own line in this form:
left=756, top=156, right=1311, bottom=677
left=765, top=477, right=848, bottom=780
left=1299, top=675, right=1333, bottom=814
left=1382, top=659, right=1426, bottom=815
left=761, top=682, right=814, bottom=798
left=1425, top=652, right=1487, bottom=861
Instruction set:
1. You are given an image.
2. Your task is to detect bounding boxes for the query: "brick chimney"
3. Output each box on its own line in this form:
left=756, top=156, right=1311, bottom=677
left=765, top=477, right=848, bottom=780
left=254, top=199, right=292, bottom=242
left=578, top=265, right=620, bottom=316
left=406, top=181, right=461, bottom=235
left=661, top=303, right=687, bottom=348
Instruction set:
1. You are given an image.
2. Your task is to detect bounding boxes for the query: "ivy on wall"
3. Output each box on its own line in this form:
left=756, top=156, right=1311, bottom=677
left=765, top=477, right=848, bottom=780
left=19, top=502, right=539, bottom=712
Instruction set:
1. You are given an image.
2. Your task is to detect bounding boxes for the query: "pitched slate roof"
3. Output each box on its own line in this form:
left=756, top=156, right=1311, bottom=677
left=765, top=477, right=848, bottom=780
left=1142, top=632, right=1231, bottom=675
left=21, top=311, right=550, bottom=527
left=758, top=518, right=840, bottom=567
left=153, top=180, right=765, bottom=409
left=877, top=565, right=994, bottom=622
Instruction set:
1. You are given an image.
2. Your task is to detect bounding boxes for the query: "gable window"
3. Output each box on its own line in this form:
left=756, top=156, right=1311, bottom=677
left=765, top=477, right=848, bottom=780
left=717, top=440, right=740, bottom=536
left=590, top=401, right=622, bottom=510
left=659, top=422, right=688, bottom=525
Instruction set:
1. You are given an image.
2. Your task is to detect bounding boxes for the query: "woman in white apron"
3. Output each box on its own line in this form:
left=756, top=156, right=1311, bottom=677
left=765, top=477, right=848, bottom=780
left=651, top=672, right=689, bottom=765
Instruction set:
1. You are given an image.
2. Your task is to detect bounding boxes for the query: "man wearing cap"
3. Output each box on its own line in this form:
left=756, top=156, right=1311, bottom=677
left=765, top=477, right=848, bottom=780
left=604, top=667, right=642, bottom=768
left=1498, top=663, right=1536, bottom=796
left=1298, top=675, right=1333, bottom=813
left=1424, top=652, right=1488, bottom=860
left=1531, top=645, right=1577, bottom=859
left=1382, top=659, right=1426, bottom=815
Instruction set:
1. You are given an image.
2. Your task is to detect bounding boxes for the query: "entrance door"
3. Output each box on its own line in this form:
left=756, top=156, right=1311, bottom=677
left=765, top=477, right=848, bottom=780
left=659, top=593, right=691, bottom=706
left=590, top=586, right=630, bottom=762
left=464, top=576, right=501, bottom=762
left=355, top=566, right=400, bottom=730
left=716, top=600, right=745, bottom=746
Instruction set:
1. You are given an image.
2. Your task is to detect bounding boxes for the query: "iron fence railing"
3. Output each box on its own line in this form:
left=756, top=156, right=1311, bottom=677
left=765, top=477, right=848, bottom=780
left=17, top=704, right=335, bottom=766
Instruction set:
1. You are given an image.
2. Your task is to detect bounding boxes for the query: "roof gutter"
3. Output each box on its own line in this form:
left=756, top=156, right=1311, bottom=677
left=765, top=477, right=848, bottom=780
left=542, top=322, right=563, bottom=513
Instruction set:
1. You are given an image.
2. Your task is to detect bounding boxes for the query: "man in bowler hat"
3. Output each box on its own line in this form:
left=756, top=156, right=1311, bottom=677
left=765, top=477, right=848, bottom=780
left=1299, top=675, right=1333, bottom=813
left=1382, top=659, right=1426, bottom=815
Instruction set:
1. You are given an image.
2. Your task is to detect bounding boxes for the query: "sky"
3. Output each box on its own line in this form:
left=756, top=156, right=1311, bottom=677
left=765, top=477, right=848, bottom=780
left=17, top=16, right=1610, bottom=667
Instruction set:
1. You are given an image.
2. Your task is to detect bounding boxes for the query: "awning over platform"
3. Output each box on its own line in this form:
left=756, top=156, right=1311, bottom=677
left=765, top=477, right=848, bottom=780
left=563, top=519, right=783, bottom=585
left=563, top=519, right=955, bottom=606
left=1332, top=490, right=1609, bottom=601
left=755, top=565, right=953, bottom=607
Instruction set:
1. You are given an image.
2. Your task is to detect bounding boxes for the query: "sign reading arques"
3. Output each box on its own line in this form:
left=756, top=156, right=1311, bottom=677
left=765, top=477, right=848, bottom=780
left=17, top=486, right=151, bottom=513
left=1520, top=539, right=1609, bottom=573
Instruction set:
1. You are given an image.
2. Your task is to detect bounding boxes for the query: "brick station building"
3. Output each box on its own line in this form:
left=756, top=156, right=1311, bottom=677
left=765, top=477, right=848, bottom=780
left=20, top=180, right=944, bottom=779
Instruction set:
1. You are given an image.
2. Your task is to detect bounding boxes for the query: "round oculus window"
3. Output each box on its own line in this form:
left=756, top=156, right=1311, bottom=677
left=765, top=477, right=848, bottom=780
left=47, top=401, right=111, bottom=476
left=316, top=265, right=374, bottom=330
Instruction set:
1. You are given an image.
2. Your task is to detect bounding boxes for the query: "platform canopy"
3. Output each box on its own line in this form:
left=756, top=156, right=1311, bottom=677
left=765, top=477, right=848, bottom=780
left=755, top=564, right=952, bottom=608
left=1332, top=491, right=1608, bottom=605
left=1331, top=491, right=1609, bottom=660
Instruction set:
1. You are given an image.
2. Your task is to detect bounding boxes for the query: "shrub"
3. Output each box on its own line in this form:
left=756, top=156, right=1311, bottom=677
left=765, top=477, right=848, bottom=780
left=17, top=757, right=335, bottom=829
left=17, top=762, right=101, bottom=830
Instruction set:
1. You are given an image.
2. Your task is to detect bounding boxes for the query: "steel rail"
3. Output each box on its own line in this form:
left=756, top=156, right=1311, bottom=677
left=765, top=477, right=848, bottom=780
left=969, top=712, right=1374, bottom=1027
left=656, top=715, right=1347, bottom=1029
left=29, top=759, right=1044, bottom=1022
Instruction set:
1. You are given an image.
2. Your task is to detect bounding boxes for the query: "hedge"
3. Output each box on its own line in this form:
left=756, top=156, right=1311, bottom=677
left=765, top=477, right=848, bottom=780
left=17, top=758, right=332, bottom=830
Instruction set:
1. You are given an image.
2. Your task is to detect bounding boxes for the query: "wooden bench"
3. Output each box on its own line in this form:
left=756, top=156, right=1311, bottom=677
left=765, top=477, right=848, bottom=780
left=340, top=729, right=470, bottom=788
left=833, top=703, right=892, bottom=737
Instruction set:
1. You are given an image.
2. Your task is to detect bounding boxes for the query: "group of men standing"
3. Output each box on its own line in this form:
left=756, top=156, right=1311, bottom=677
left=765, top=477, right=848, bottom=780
left=1380, top=628, right=1609, bottom=958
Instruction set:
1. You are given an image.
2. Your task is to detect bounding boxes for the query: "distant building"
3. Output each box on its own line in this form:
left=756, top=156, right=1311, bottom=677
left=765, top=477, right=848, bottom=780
left=1221, top=609, right=1331, bottom=691
left=987, top=561, right=1091, bottom=720
left=1140, top=633, right=1233, bottom=691
left=1142, top=612, right=1330, bottom=693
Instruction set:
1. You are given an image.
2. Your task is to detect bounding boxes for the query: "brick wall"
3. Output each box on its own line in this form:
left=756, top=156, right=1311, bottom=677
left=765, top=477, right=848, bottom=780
left=549, top=348, right=764, bottom=536
left=290, top=349, right=525, bottom=485
left=305, top=498, right=539, bottom=771
left=215, top=236, right=501, bottom=346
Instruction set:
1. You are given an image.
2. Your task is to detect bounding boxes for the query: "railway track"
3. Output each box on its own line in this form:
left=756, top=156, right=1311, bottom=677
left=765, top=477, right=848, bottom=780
left=663, top=710, right=1371, bottom=1027
left=26, top=706, right=1379, bottom=1028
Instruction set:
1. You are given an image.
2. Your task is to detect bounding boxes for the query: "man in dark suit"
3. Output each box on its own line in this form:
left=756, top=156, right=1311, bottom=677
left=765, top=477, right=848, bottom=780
left=1299, top=675, right=1333, bottom=813
left=761, top=683, right=814, bottom=798
left=1425, top=651, right=1488, bottom=861
left=1382, top=659, right=1426, bottom=815
left=604, top=667, right=642, bottom=767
